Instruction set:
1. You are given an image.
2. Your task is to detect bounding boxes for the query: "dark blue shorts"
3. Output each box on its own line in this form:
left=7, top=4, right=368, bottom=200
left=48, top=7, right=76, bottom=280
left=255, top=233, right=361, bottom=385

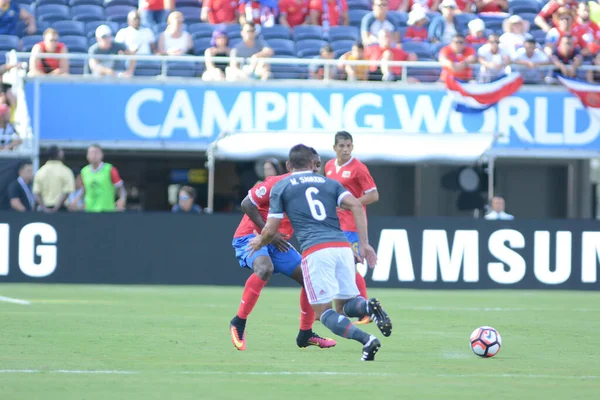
left=232, top=235, right=301, bottom=277
left=343, top=231, right=359, bottom=255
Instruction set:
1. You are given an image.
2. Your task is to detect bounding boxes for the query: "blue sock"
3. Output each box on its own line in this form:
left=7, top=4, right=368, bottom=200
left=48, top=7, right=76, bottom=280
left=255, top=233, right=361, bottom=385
left=343, top=296, right=368, bottom=318
left=320, top=309, right=370, bottom=345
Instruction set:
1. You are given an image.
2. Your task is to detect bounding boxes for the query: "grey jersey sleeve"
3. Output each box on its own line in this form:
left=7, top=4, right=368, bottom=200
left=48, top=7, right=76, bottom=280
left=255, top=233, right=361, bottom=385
left=267, top=180, right=285, bottom=219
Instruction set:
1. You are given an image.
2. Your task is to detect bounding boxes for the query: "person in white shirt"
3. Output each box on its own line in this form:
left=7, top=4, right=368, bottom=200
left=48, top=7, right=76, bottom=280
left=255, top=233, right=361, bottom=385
left=512, top=37, right=551, bottom=83
left=499, top=15, right=530, bottom=55
left=485, top=194, right=514, bottom=220
left=115, top=10, right=156, bottom=55
left=477, top=33, right=511, bottom=82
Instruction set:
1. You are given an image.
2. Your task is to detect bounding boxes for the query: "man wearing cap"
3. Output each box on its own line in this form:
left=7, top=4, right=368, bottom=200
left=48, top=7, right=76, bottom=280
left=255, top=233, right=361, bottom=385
left=500, top=15, right=530, bottom=53
left=361, top=1, right=399, bottom=45
left=115, top=10, right=156, bottom=55
left=88, top=25, right=136, bottom=77
left=404, top=7, right=429, bottom=42
left=466, top=18, right=487, bottom=45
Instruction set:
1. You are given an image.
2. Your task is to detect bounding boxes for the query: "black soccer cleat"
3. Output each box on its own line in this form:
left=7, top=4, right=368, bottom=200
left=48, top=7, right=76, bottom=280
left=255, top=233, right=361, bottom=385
left=368, top=298, right=392, bottom=337
left=296, top=330, right=337, bottom=349
left=361, top=336, right=381, bottom=361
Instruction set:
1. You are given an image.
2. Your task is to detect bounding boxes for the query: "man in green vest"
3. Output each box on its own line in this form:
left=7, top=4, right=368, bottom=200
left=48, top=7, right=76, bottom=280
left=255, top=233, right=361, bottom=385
left=77, top=144, right=127, bottom=212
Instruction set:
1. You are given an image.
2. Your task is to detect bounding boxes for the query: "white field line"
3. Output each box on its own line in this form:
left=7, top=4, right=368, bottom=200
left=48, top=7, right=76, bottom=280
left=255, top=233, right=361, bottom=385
left=0, top=370, right=597, bottom=380
left=0, top=295, right=31, bottom=305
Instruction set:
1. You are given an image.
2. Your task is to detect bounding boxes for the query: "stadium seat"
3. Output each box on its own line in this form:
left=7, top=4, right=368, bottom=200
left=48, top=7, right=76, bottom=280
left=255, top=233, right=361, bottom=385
left=398, top=26, right=407, bottom=40
left=104, top=0, right=137, bottom=6
left=71, top=5, right=105, bottom=20
left=520, top=12, right=538, bottom=25
left=267, top=38, right=295, bottom=56
left=531, top=29, right=546, bottom=44
left=15, top=0, right=34, bottom=5
left=69, top=0, right=104, bottom=6
left=296, top=39, right=327, bottom=58
left=293, top=25, right=323, bottom=41
left=52, top=20, right=86, bottom=36
left=0, top=35, right=21, bottom=51
left=33, top=20, right=52, bottom=35
left=455, top=12, right=477, bottom=27
left=21, top=35, right=43, bottom=51
left=402, top=41, right=433, bottom=58
left=61, top=35, right=89, bottom=52
left=85, top=20, right=120, bottom=38
left=176, top=0, right=202, bottom=6
left=330, top=39, right=354, bottom=55
left=346, top=0, right=371, bottom=11
left=261, top=25, right=291, bottom=41
left=69, top=58, right=85, bottom=74
left=36, top=0, right=68, bottom=5
left=328, top=26, right=359, bottom=42
left=105, top=4, right=136, bottom=24
left=35, top=4, right=70, bottom=19
left=270, top=55, right=306, bottom=79
left=188, top=23, right=216, bottom=39
left=388, top=11, right=409, bottom=28
left=508, top=0, right=540, bottom=14
left=193, top=37, right=212, bottom=55
left=166, top=61, right=198, bottom=77
left=348, top=9, right=369, bottom=28
left=178, top=6, right=202, bottom=24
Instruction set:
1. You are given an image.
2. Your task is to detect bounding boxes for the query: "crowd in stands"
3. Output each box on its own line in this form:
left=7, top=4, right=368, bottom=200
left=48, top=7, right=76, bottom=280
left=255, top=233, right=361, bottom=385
left=0, top=0, right=600, bottom=82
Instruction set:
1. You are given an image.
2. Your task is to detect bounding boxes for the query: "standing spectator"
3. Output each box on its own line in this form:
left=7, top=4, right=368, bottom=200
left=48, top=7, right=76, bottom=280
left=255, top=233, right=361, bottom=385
left=139, top=0, right=174, bottom=29
left=309, top=0, right=349, bottom=28
left=78, top=144, right=127, bottom=212
left=0, top=88, right=15, bottom=125
left=484, top=194, right=514, bottom=220
left=201, top=0, right=238, bottom=24
left=477, top=33, right=510, bottom=82
left=7, top=161, right=34, bottom=212
left=28, top=28, right=69, bottom=77
left=157, top=11, right=193, bottom=55
left=33, top=146, right=75, bottom=213
left=89, top=25, right=136, bottom=77
left=455, top=0, right=475, bottom=13
left=226, top=22, right=273, bottom=81
left=572, top=2, right=600, bottom=55
left=263, top=159, right=282, bottom=178
left=535, top=0, right=578, bottom=33
left=438, top=34, right=477, bottom=81
left=0, top=103, right=20, bottom=151
left=279, top=0, right=310, bottom=28
left=202, top=29, right=231, bottom=82
left=65, top=171, right=85, bottom=212
left=399, top=0, right=441, bottom=12
left=364, top=29, right=418, bottom=81
left=238, top=0, right=278, bottom=28
left=172, top=186, right=202, bottom=213
left=404, top=7, right=429, bottom=42
left=545, top=8, right=579, bottom=55
left=428, top=0, right=463, bottom=45
left=339, top=43, right=369, bottom=81
left=116, top=11, right=156, bottom=55
left=466, top=18, right=487, bottom=45
left=500, top=15, right=530, bottom=54
left=0, top=0, right=36, bottom=36
left=309, top=45, right=338, bottom=80
left=361, top=1, right=399, bottom=46
left=513, top=37, right=551, bottom=84
left=551, top=34, right=583, bottom=78
left=474, top=0, right=507, bottom=13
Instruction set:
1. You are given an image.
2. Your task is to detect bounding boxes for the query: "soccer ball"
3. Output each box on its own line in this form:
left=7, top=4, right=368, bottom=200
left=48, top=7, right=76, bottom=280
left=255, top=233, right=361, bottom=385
left=470, top=326, right=502, bottom=358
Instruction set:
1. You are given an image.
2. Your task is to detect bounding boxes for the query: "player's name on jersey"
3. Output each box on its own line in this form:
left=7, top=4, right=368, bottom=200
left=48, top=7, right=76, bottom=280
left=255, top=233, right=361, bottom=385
left=291, top=176, right=326, bottom=185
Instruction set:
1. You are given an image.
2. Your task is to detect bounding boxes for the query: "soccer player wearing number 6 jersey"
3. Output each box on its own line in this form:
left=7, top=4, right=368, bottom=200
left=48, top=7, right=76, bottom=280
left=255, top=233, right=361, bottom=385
left=324, top=131, right=379, bottom=325
left=249, top=145, right=392, bottom=361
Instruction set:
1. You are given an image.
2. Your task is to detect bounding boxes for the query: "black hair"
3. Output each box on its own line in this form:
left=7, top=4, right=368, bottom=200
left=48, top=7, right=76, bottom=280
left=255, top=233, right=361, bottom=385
left=334, top=131, right=353, bottom=145
left=264, top=158, right=283, bottom=175
left=353, top=43, right=364, bottom=50
left=288, top=144, right=315, bottom=169
left=321, top=45, right=334, bottom=54
left=453, top=34, right=466, bottom=40
left=18, top=160, right=32, bottom=171
left=525, top=37, right=536, bottom=45
left=180, top=185, right=197, bottom=200
left=47, top=145, right=61, bottom=160
left=492, top=194, right=505, bottom=201
left=89, top=143, right=103, bottom=151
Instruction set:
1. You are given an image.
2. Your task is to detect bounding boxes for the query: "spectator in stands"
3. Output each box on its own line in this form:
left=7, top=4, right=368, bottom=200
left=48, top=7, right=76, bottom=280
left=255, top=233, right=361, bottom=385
left=466, top=18, right=487, bottom=45
left=429, top=0, right=463, bottom=46
left=399, top=0, right=441, bottom=12
left=572, top=2, right=600, bottom=56
left=535, top=0, right=578, bottom=33
left=545, top=8, right=578, bottom=55
left=550, top=34, right=582, bottom=78
left=500, top=15, right=530, bottom=54
left=477, top=33, right=510, bottom=82
left=484, top=194, right=514, bottom=220
left=309, top=0, right=349, bottom=28
left=263, top=158, right=282, bottom=178
left=404, top=7, right=429, bottom=42
left=157, top=11, right=193, bottom=55
left=0, top=102, right=20, bottom=151
left=116, top=11, right=156, bottom=55
left=0, top=85, right=15, bottom=124
left=238, top=0, right=278, bottom=28
left=364, top=29, right=418, bottom=81
left=438, top=33, right=476, bottom=82
left=513, top=37, right=551, bottom=84
left=89, top=25, right=136, bottom=77
left=339, top=43, right=369, bottom=81
left=587, top=52, right=600, bottom=83
left=279, top=0, right=310, bottom=28
left=7, top=161, right=34, bottom=212
left=0, top=0, right=35, bottom=36
left=33, top=145, right=75, bottom=213
left=309, top=45, right=338, bottom=80
left=202, top=29, right=230, bottom=81
left=28, top=28, right=69, bottom=77
left=66, top=171, right=85, bottom=212
left=361, top=1, right=399, bottom=46
left=201, top=0, right=239, bottom=24
left=139, top=0, right=174, bottom=29
left=226, top=22, right=273, bottom=81
left=455, top=0, right=475, bottom=13
left=473, top=0, right=507, bottom=13
left=172, top=186, right=202, bottom=213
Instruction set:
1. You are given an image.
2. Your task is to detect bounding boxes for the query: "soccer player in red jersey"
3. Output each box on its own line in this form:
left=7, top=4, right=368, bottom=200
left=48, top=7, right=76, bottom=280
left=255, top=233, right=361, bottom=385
left=324, top=131, right=378, bottom=325
left=230, top=150, right=336, bottom=351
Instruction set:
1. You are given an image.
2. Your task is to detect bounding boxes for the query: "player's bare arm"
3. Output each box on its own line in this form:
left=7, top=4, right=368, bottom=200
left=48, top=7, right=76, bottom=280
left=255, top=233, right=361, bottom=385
left=340, top=195, right=377, bottom=268
left=241, top=196, right=290, bottom=252
left=358, top=189, right=379, bottom=206
left=248, top=217, right=282, bottom=252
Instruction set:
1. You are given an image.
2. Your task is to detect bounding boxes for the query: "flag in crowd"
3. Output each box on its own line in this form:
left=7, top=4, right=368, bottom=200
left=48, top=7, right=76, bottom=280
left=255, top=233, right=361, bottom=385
left=557, top=75, right=600, bottom=122
left=445, top=73, right=524, bottom=114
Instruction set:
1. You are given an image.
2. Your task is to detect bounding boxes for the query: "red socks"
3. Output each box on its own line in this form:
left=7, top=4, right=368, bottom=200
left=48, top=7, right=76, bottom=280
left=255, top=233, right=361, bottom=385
left=355, top=272, right=368, bottom=300
left=299, top=287, right=315, bottom=330
left=236, top=274, right=268, bottom=319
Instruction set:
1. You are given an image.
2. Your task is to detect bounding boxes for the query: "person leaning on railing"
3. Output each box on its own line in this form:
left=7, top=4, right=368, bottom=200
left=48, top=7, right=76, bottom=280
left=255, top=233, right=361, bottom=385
left=202, top=28, right=231, bottom=81
left=157, top=11, right=193, bottom=56
left=89, top=25, right=136, bottom=77
left=226, top=22, right=273, bottom=81
left=512, top=37, right=551, bottom=84
left=28, top=28, right=69, bottom=77
left=438, top=33, right=476, bottom=82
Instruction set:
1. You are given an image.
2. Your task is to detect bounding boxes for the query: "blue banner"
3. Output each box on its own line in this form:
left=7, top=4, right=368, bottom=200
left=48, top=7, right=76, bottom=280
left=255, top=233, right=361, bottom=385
left=27, top=80, right=600, bottom=152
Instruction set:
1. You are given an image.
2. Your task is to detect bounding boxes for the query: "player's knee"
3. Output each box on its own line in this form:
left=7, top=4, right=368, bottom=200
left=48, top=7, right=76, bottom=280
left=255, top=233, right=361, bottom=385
left=252, top=259, right=274, bottom=281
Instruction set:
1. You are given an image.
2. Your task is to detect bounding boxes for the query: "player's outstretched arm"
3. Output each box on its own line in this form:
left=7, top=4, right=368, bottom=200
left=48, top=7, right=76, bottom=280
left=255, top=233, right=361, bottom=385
left=340, top=195, right=378, bottom=268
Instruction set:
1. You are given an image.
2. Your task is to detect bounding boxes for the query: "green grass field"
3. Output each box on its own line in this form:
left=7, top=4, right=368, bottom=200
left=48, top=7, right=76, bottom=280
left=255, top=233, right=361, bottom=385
left=0, top=284, right=599, bottom=400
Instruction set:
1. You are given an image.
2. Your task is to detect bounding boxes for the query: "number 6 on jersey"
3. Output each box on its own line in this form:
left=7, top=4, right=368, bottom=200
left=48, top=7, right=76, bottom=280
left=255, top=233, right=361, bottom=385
left=305, top=187, right=327, bottom=221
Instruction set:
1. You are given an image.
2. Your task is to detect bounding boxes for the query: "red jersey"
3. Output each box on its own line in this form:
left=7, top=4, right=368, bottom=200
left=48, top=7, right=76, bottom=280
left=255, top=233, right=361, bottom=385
left=140, top=0, right=164, bottom=11
left=439, top=45, right=476, bottom=81
left=572, top=21, right=600, bottom=50
left=233, top=174, right=294, bottom=239
left=537, top=1, right=578, bottom=22
left=308, top=0, right=348, bottom=27
left=404, top=26, right=428, bottom=41
left=280, top=0, right=309, bottom=27
left=466, top=35, right=487, bottom=45
left=37, top=42, right=65, bottom=72
left=324, top=158, right=376, bottom=232
left=204, top=0, right=238, bottom=24
left=478, top=1, right=506, bottom=13
left=364, top=45, right=409, bottom=75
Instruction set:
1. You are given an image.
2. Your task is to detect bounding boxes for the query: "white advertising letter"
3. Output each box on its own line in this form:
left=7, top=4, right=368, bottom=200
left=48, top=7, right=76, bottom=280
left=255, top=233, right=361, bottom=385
left=160, top=90, right=202, bottom=138
left=487, top=229, right=526, bottom=284
left=533, top=231, right=572, bottom=284
left=125, top=89, right=163, bottom=138
left=0, top=224, right=8, bottom=276
left=581, top=232, right=600, bottom=283
left=18, top=223, right=57, bottom=278
left=372, top=229, right=415, bottom=282
left=421, top=230, right=479, bottom=282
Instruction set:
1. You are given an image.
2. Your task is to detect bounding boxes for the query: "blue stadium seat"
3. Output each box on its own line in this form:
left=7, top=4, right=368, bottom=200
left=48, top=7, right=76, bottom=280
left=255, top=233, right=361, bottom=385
left=293, top=25, right=323, bottom=41
left=193, top=37, right=212, bottom=55
left=346, top=0, right=371, bottom=11
left=330, top=39, right=354, bottom=55
left=15, top=0, right=34, bottom=5
left=36, top=0, right=68, bottom=5
left=328, top=26, right=359, bottom=42
left=531, top=29, right=546, bottom=44
left=261, top=25, right=291, bottom=40
left=134, top=60, right=162, bottom=77
left=61, top=35, right=88, bottom=52
left=508, top=0, right=540, bottom=14
left=105, top=4, right=136, bottom=24
left=188, top=23, right=216, bottom=39
left=71, top=5, right=105, bottom=20
left=52, top=20, right=86, bottom=36
left=388, top=11, right=409, bottom=27
left=223, top=24, right=241, bottom=39
left=178, top=6, right=202, bottom=24
left=267, top=38, right=295, bottom=56
left=69, top=0, right=103, bottom=5
left=166, top=61, right=198, bottom=77
left=348, top=9, right=369, bottom=28
left=176, top=0, right=202, bottom=6
left=104, top=0, right=137, bottom=6
left=520, top=12, right=538, bottom=25
left=85, top=20, right=119, bottom=37
left=69, top=58, right=85, bottom=74
left=398, top=26, right=407, bottom=40
left=270, top=55, right=306, bottom=79
left=35, top=4, right=70, bottom=18
left=296, top=39, right=327, bottom=58
left=21, top=35, right=43, bottom=51
left=402, top=41, right=433, bottom=58
left=0, top=35, right=20, bottom=51
left=455, top=12, right=477, bottom=27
